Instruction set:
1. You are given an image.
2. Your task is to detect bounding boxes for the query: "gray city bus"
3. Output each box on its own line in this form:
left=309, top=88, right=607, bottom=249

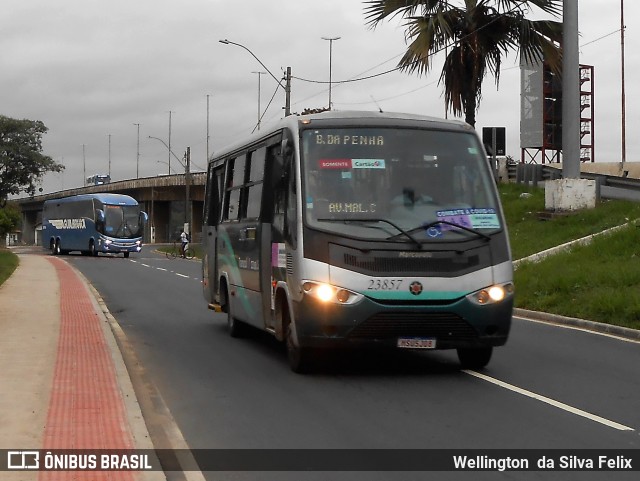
left=202, top=111, right=513, bottom=373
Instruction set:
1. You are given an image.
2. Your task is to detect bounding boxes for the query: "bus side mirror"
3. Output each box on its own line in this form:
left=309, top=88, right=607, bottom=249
left=274, top=138, right=291, bottom=179
left=271, top=137, right=292, bottom=186
left=281, top=138, right=292, bottom=159
left=139, top=211, right=149, bottom=225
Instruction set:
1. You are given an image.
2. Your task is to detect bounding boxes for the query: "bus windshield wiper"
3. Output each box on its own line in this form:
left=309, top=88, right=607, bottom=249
left=317, top=217, right=423, bottom=249
left=421, top=220, right=492, bottom=241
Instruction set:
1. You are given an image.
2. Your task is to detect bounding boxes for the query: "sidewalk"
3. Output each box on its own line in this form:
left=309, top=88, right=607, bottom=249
left=0, top=252, right=164, bottom=481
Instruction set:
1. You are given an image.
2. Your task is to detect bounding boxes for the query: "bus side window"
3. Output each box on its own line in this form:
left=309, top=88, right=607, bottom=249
left=223, top=156, right=245, bottom=222
left=245, top=147, right=266, bottom=220
left=284, top=158, right=297, bottom=247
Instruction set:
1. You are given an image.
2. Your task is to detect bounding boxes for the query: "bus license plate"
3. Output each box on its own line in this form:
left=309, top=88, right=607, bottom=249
left=397, top=338, right=436, bottom=349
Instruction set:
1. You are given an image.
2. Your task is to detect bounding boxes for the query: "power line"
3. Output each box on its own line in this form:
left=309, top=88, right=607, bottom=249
left=291, top=2, right=533, bottom=86
left=580, top=28, right=622, bottom=48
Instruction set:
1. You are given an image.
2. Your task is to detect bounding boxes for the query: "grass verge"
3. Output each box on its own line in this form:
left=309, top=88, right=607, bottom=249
left=513, top=224, right=640, bottom=330
left=500, top=183, right=640, bottom=329
left=0, top=249, right=19, bottom=287
left=500, top=183, right=640, bottom=260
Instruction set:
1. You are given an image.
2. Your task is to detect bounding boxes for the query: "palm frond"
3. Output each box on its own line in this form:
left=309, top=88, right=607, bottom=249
left=366, top=0, right=562, bottom=126
left=364, top=0, right=447, bottom=28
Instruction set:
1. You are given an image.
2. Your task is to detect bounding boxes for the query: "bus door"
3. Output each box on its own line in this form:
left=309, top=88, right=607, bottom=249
left=220, top=148, right=266, bottom=327
left=203, top=162, right=225, bottom=304
left=261, top=136, right=289, bottom=332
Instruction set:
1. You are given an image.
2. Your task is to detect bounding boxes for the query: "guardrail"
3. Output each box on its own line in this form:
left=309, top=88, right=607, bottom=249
left=506, top=163, right=640, bottom=201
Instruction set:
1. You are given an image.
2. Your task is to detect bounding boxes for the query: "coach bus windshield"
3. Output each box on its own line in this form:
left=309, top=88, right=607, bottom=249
left=301, top=127, right=501, bottom=242
left=103, top=204, right=143, bottom=238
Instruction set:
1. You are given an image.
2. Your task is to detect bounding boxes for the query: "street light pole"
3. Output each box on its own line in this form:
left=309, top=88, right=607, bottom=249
left=322, top=36, right=340, bottom=110
left=219, top=39, right=291, bottom=116
left=82, top=144, right=86, bottom=186
left=252, top=71, right=266, bottom=130
left=621, top=0, right=627, bottom=174
left=168, top=111, right=173, bottom=176
left=206, top=94, right=211, bottom=162
left=562, top=0, right=580, bottom=179
left=148, top=136, right=184, bottom=168
left=133, top=123, right=140, bottom=178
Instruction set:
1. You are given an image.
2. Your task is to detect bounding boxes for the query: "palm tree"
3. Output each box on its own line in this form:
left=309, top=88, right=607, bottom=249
left=365, top=0, right=563, bottom=127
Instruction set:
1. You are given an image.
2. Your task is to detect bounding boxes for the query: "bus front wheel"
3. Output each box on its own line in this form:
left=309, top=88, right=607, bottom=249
left=285, top=316, right=316, bottom=374
left=457, top=347, right=493, bottom=369
left=89, top=241, right=97, bottom=256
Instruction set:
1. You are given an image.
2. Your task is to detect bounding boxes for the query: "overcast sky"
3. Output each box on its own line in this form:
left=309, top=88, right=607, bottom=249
left=2, top=0, right=636, bottom=194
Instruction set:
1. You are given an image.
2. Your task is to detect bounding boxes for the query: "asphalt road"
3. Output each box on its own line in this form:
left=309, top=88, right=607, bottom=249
left=65, top=246, right=640, bottom=481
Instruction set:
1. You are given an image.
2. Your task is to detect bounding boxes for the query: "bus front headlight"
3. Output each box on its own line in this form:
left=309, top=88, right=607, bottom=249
left=467, top=283, right=514, bottom=306
left=302, top=281, right=363, bottom=305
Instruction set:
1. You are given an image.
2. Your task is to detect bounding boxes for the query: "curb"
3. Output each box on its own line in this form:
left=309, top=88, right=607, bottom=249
left=86, top=278, right=206, bottom=481
left=513, top=221, right=637, bottom=269
left=514, top=308, right=640, bottom=342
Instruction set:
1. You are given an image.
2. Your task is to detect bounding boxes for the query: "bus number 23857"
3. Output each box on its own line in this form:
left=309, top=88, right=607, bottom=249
left=367, top=279, right=403, bottom=291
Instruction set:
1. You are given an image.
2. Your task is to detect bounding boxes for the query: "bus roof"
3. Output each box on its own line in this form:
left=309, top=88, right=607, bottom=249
left=43, top=193, right=139, bottom=206
left=209, top=110, right=472, bottom=162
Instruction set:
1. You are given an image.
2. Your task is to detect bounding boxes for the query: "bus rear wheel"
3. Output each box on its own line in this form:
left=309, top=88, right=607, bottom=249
left=225, top=289, right=248, bottom=338
left=51, top=240, right=60, bottom=255
left=457, top=347, right=493, bottom=369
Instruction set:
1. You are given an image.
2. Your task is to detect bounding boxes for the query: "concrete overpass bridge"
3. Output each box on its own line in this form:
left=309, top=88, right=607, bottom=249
left=16, top=172, right=206, bottom=245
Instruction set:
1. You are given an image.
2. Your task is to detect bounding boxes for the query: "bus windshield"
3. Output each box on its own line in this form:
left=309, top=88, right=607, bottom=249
left=301, top=127, right=501, bottom=242
left=103, top=204, right=143, bottom=238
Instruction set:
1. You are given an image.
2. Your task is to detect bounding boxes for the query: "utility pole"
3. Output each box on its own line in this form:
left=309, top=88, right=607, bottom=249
left=82, top=144, right=86, bottom=186
left=185, top=147, right=191, bottom=233
left=562, top=0, right=580, bottom=179
left=284, top=67, right=291, bottom=117
left=108, top=134, right=111, bottom=177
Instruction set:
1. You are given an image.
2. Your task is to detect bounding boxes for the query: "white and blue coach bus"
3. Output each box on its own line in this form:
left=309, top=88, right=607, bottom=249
left=42, top=193, right=147, bottom=258
left=202, top=111, right=513, bottom=373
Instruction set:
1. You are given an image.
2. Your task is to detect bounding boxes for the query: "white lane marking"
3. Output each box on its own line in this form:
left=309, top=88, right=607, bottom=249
left=132, top=259, right=199, bottom=281
left=518, top=315, right=640, bottom=345
left=463, top=370, right=634, bottom=431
